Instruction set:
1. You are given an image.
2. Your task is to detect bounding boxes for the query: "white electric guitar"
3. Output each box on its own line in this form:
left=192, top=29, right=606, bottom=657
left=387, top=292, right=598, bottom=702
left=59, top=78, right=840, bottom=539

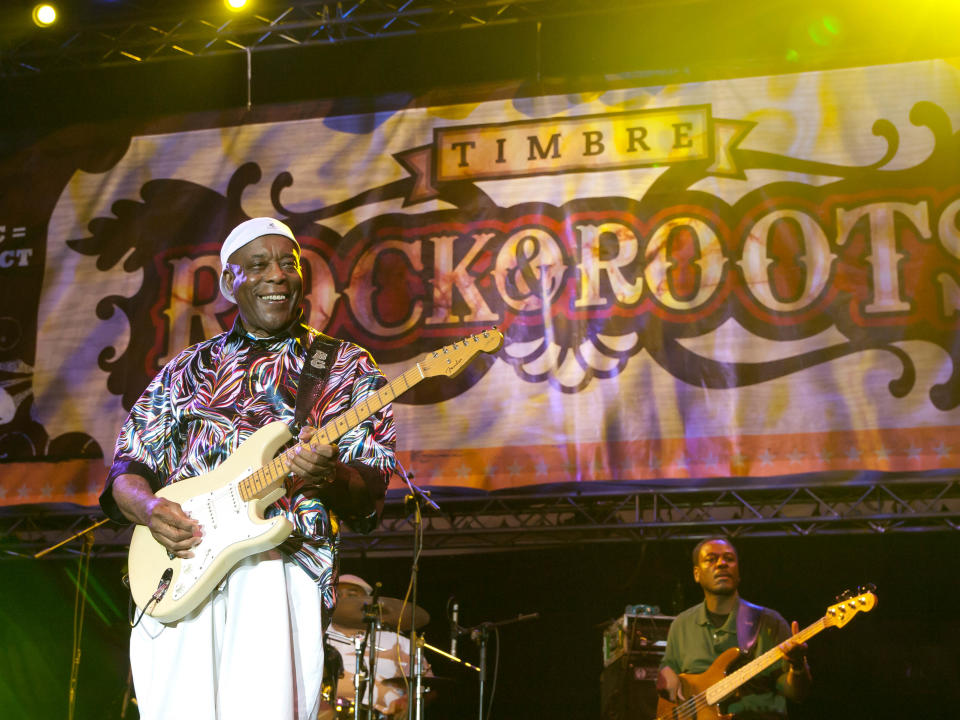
left=128, top=328, right=504, bottom=623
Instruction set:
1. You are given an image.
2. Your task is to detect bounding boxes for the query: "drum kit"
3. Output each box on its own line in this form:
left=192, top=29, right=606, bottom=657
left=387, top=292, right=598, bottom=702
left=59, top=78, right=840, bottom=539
left=321, top=472, right=538, bottom=720
left=320, top=589, right=460, bottom=720
left=333, top=593, right=431, bottom=633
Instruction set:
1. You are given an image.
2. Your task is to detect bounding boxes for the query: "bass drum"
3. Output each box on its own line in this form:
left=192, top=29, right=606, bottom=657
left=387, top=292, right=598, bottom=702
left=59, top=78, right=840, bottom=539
left=317, top=697, right=386, bottom=720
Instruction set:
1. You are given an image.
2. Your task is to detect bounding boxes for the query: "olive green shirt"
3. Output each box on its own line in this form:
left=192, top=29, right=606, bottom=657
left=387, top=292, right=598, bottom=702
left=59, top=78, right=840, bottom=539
left=660, top=597, right=791, bottom=718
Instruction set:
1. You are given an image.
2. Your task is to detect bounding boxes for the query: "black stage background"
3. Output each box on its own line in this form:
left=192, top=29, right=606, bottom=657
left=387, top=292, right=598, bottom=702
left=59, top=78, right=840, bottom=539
left=2, top=531, right=957, bottom=719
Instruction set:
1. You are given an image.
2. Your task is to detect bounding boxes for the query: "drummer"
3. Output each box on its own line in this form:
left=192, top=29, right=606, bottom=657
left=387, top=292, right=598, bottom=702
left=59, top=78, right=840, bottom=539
left=325, top=574, right=432, bottom=719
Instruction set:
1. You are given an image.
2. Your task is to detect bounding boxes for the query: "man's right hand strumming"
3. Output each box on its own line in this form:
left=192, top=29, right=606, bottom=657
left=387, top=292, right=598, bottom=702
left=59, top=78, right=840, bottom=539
left=112, top=474, right=201, bottom=558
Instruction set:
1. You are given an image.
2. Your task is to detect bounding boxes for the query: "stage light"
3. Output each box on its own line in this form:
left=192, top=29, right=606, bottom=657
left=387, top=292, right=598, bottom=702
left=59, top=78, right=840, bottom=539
left=224, top=0, right=250, bottom=11
left=807, top=15, right=843, bottom=47
left=32, top=3, right=57, bottom=27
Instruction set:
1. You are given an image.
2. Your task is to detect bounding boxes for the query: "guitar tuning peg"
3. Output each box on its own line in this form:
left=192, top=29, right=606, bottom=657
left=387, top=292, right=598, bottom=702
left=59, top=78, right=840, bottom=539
left=837, top=589, right=853, bottom=601
left=858, top=582, right=877, bottom=594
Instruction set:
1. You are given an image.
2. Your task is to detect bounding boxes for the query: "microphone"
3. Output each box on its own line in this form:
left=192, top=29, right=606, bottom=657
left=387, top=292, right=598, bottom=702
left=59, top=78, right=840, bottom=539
left=365, top=581, right=382, bottom=625
left=449, top=599, right=460, bottom=657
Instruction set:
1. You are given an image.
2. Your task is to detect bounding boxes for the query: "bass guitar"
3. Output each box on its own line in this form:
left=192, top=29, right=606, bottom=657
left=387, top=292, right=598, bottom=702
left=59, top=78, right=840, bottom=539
left=128, top=328, right=503, bottom=623
left=655, top=588, right=877, bottom=720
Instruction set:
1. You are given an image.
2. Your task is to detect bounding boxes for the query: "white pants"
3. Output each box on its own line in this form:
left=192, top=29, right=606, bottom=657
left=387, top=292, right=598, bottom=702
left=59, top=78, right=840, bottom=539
left=130, top=550, right=325, bottom=720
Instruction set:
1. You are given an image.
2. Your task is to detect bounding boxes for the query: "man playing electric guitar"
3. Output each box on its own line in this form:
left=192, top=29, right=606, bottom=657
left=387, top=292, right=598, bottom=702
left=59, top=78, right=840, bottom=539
left=657, top=538, right=812, bottom=720
left=100, top=217, right=397, bottom=720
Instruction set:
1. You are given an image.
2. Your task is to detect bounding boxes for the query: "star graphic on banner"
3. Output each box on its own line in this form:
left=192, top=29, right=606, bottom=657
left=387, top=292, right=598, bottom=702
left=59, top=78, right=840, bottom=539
left=873, top=446, right=889, bottom=461
left=787, top=449, right=806, bottom=464
left=507, top=460, right=525, bottom=475
left=456, top=464, right=472, bottom=478
left=702, top=453, right=723, bottom=472
left=18, top=484, right=30, bottom=498
left=41, top=483, right=53, bottom=498
left=730, top=451, right=747, bottom=468
left=817, top=448, right=834, bottom=463
left=906, top=444, right=923, bottom=461
left=673, top=455, right=690, bottom=471
left=933, top=442, right=951, bottom=458
left=534, top=460, right=549, bottom=476
left=647, top=455, right=661, bottom=470
left=756, top=449, right=775, bottom=467
left=0, top=484, right=7, bottom=500
left=846, top=446, right=861, bottom=462
left=486, top=465, right=499, bottom=477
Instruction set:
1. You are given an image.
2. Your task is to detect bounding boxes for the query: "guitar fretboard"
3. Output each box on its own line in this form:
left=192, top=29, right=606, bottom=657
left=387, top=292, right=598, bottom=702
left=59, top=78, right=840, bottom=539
left=703, top=617, right=824, bottom=706
left=236, top=362, right=425, bottom=501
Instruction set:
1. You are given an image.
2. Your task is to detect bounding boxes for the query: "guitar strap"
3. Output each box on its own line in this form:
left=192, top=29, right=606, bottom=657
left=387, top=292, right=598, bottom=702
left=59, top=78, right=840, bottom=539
left=736, top=597, right=763, bottom=656
left=293, top=333, right=342, bottom=431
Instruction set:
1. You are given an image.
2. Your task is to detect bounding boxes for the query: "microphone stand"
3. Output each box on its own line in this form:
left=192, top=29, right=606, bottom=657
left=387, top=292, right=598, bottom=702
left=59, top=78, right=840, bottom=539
left=364, top=583, right=382, bottom=720
left=352, top=633, right=366, bottom=720
left=467, top=612, right=540, bottom=720
left=395, top=460, right=440, bottom=720
left=34, top=516, right=106, bottom=720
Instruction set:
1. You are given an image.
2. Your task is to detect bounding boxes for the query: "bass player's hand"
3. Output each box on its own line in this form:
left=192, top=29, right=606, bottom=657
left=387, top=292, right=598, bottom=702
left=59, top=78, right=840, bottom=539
left=778, top=620, right=808, bottom=666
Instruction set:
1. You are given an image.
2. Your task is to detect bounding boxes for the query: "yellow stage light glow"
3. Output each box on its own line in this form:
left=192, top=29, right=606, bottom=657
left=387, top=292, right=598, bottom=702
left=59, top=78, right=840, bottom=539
left=807, top=15, right=842, bottom=47
left=32, top=3, right=57, bottom=27
left=224, top=0, right=250, bottom=11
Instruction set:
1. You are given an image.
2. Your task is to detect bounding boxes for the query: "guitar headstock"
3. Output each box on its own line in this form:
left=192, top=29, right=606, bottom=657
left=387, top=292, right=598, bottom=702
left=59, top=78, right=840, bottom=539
left=418, top=328, right=505, bottom=379
left=824, top=587, right=877, bottom=629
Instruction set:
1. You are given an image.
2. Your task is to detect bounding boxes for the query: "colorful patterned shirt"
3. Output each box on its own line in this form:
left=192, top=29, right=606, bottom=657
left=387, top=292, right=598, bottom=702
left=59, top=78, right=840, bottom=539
left=101, top=317, right=396, bottom=609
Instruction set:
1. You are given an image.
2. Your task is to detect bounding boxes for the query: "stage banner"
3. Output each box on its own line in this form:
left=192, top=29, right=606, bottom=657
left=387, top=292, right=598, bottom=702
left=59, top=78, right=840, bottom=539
left=3, top=58, right=960, bottom=506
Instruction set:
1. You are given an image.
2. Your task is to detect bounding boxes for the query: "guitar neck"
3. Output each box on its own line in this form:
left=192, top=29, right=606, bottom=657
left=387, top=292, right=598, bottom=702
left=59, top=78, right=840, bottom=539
left=238, top=362, right=425, bottom=501
left=704, top=618, right=823, bottom=706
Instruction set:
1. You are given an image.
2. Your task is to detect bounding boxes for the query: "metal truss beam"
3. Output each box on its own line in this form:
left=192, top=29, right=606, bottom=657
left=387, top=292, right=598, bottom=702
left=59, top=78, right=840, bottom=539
left=1, top=0, right=670, bottom=76
left=3, top=475, right=958, bottom=561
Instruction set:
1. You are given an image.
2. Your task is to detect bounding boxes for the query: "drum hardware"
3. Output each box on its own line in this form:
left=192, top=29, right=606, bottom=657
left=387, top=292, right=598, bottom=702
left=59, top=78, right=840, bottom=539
left=322, top=641, right=345, bottom=712
left=320, top=697, right=386, bottom=720
left=351, top=632, right=366, bottom=720
left=361, top=583, right=383, bottom=720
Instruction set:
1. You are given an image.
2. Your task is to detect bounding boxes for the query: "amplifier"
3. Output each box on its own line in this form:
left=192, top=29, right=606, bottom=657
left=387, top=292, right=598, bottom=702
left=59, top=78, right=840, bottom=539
left=602, top=612, right=674, bottom=667
left=600, top=653, right=661, bottom=720
left=600, top=611, right=674, bottom=720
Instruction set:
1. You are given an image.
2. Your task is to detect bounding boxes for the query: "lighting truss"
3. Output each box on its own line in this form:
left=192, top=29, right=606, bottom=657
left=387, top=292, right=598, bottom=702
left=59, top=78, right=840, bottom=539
left=0, top=0, right=661, bottom=76
left=3, top=475, right=958, bottom=561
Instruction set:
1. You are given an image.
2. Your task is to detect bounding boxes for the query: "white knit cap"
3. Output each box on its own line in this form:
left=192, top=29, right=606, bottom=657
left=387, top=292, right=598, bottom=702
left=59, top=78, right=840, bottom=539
left=338, top=574, right=373, bottom=595
left=218, top=217, right=300, bottom=303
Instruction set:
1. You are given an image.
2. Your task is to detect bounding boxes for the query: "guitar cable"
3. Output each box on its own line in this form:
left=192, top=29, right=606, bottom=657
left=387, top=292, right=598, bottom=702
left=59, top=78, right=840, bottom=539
left=128, top=567, right=173, bottom=628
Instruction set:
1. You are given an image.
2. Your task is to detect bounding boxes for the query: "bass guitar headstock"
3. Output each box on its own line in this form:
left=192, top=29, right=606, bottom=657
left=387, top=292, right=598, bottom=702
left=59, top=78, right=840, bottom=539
left=824, top=585, right=877, bottom=629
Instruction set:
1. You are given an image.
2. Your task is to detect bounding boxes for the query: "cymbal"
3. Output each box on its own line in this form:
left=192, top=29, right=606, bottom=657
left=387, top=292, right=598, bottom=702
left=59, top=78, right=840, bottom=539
left=332, top=594, right=430, bottom=631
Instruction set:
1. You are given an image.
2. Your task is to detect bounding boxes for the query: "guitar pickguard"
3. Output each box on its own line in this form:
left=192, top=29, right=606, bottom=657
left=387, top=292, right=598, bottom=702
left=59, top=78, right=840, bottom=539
left=172, top=471, right=274, bottom=601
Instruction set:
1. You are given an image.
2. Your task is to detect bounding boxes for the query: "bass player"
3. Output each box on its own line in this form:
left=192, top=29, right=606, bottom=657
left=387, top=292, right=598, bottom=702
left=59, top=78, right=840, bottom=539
left=656, top=537, right=812, bottom=720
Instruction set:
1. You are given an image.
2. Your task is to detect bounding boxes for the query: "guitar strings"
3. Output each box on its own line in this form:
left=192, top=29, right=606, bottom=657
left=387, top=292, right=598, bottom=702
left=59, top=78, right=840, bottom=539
left=661, top=616, right=832, bottom=719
